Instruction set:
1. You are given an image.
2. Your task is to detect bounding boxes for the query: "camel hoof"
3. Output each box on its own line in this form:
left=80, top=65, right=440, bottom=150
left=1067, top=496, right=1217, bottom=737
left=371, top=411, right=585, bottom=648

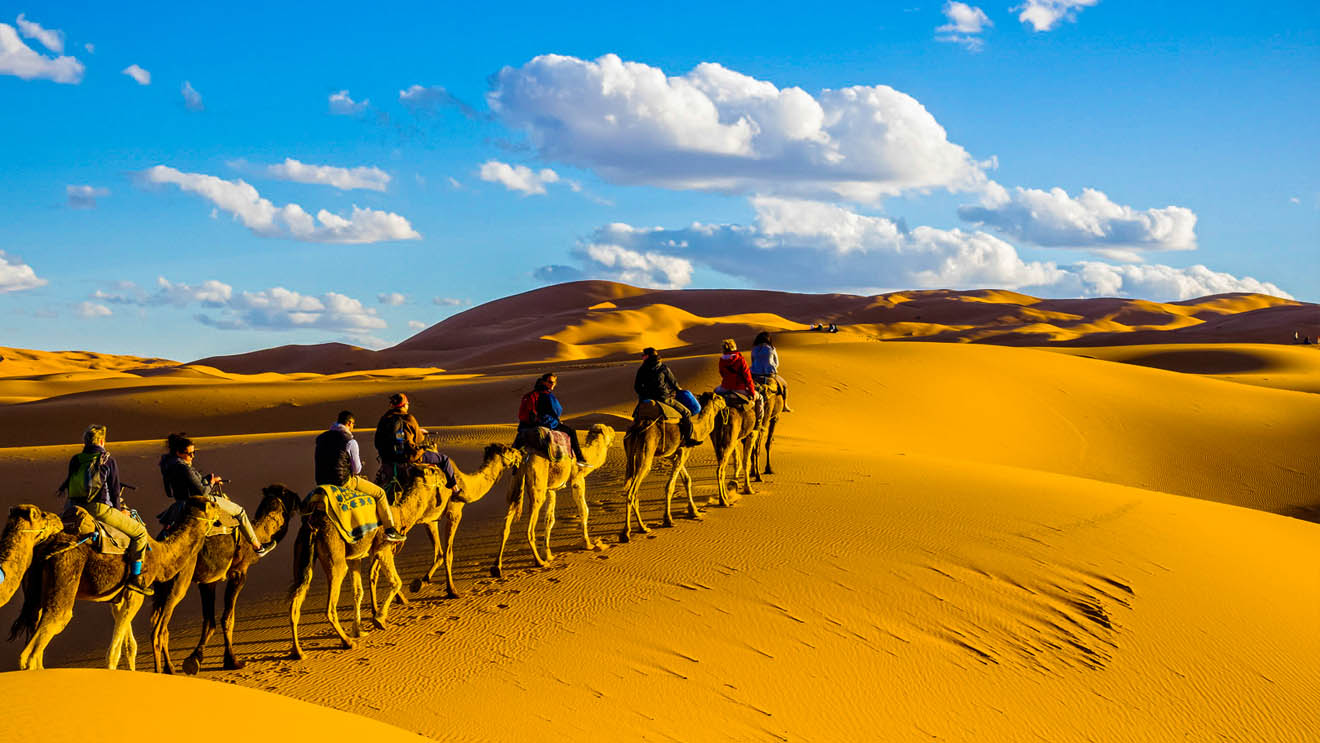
left=590, top=539, right=609, bottom=551
left=182, top=656, right=201, bottom=676
left=162, top=664, right=177, bottom=675
left=687, top=510, right=703, bottom=520
left=491, top=565, right=504, bottom=579
left=445, top=589, right=460, bottom=600
left=661, top=518, right=674, bottom=528
left=223, top=657, right=245, bottom=671
left=619, top=531, right=631, bottom=543
left=763, top=467, right=774, bottom=475
left=396, top=593, right=412, bottom=607
left=372, top=618, right=387, bottom=631
left=409, top=578, right=425, bottom=593
left=752, top=475, right=763, bottom=483
left=289, top=648, right=305, bottom=661
left=340, top=638, right=356, bottom=650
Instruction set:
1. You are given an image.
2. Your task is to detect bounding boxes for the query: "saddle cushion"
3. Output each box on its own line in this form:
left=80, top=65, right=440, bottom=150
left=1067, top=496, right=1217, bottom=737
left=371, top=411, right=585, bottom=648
left=156, top=499, right=239, bottom=538
left=64, top=507, right=130, bottom=555
left=753, top=375, right=781, bottom=396
left=720, top=391, right=754, bottom=408
left=635, top=399, right=685, bottom=423
left=306, top=484, right=380, bottom=543
left=516, top=426, right=573, bottom=462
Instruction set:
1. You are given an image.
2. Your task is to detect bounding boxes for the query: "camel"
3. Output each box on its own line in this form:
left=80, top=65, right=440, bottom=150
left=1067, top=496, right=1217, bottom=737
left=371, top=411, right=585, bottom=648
left=618, top=392, right=726, bottom=542
left=750, top=387, right=785, bottom=481
left=710, top=394, right=761, bottom=506
left=287, top=466, right=449, bottom=660
left=9, top=496, right=222, bottom=671
left=150, top=484, right=300, bottom=675
left=0, top=505, right=65, bottom=609
left=493, top=424, right=615, bottom=578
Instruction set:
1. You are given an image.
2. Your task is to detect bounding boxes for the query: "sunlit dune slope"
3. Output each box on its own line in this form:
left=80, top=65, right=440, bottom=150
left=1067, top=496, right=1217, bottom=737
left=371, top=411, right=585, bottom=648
left=1053, top=343, right=1320, bottom=394
left=0, top=346, right=176, bottom=378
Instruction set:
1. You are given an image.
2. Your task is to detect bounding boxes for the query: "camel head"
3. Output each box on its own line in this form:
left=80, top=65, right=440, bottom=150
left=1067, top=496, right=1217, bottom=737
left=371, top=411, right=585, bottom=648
left=586, top=423, right=616, bottom=449
left=257, top=483, right=301, bottom=542
left=483, top=442, right=524, bottom=471
left=698, top=391, right=726, bottom=413
left=6, top=505, right=63, bottom=544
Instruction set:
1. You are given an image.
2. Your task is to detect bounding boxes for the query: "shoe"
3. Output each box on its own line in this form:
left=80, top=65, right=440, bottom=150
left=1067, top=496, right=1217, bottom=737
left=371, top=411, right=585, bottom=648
left=575, top=460, right=591, bottom=469
left=682, top=438, right=702, bottom=447
left=384, top=528, right=407, bottom=543
left=126, top=573, right=154, bottom=596
left=253, top=541, right=276, bottom=558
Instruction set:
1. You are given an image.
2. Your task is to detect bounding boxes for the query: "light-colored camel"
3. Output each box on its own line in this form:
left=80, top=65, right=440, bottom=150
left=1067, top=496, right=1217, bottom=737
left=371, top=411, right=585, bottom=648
left=618, top=392, right=726, bottom=542
left=9, top=496, right=221, bottom=671
left=287, top=467, right=447, bottom=660
left=710, top=395, right=761, bottom=506
left=750, top=388, right=785, bottom=481
left=152, top=484, right=299, bottom=675
left=0, top=505, right=65, bottom=609
left=493, top=424, right=615, bottom=577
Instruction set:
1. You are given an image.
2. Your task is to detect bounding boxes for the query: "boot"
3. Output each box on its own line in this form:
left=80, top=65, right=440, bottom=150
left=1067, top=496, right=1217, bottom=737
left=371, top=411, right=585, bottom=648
left=384, top=528, right=407, bottom=543
left=125, top=559, right=153, bottom=596
left=680, top=416, right=701, bottom=447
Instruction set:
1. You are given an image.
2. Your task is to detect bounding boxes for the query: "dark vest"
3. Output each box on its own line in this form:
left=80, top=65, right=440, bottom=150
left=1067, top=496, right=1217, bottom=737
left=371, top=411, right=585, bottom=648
left=314, top=428, right=353, bottom=486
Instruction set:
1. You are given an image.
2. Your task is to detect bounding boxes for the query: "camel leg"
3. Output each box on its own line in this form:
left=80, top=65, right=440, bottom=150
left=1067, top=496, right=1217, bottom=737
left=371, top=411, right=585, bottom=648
left=368, top=554, right=381, bottom=614
left=661, top=457, right=685, bottom=527
left=763, top=417, right=777, bottom=475
left=620, top=444, right=655, bottom=543
left=542, top=489, right=557, bottom=564
left=738, top=432, right=758, bottom=495
left=677, top=453, right=701, bottom=520
left=107, top=591, right=143, bottom=670
left=323, top=556, right=355, bottom=649
left=526, top=489, right=548, bottom=567
left=182, top=581, right=218, bottom=675
left=289, top=565, right=313, bottom=661
left=349, top=563, right=364, bottom=638
left=420, top=521, right=443, bottom=586
left=441, top=502, right=464, bottom=599
left=493, top=499, right=518, bottom=579
left=220, top=573, right=248, bottom=670
left=714, top=443, right=732, bottom=507
left=751, top=424, right=764, bottom=482
left=373, top=549, right=404, bottom=629
left=570, top=475, right=595, bottom=550
left=153, top=569, right=194, bottom=675
left=21, top=565, right=78, bottom=671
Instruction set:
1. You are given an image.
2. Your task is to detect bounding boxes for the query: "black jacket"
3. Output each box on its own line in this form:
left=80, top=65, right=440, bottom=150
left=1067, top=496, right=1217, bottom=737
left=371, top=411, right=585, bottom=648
left=315, top=427, right=353, bottom=486
left=160, top=454, right=212, bottom=501
left=634, top=357, right=679, bottom=403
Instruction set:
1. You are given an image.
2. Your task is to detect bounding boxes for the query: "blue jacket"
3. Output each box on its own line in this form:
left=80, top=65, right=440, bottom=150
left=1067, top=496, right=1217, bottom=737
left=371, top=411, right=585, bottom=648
left=536, top=390, right=564, bottom=430
left=750, top=343, right=779, bottom=376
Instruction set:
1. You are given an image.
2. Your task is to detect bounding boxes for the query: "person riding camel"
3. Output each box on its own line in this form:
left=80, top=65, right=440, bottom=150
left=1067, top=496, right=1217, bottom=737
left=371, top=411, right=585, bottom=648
left=634, top=347, right=701, bottom=445
left=159, top=433, right=274, bottom=557
left=316, top=410, right=406, bottom=543
left=373, top=393, right=462, bottom=499
left=714, top=338, right=764, bottom=424
left=57, top=424, right=153, bottom=595
left=518, top=372, right=589, bottom=467
left=750, top=331, right=793, bottom=412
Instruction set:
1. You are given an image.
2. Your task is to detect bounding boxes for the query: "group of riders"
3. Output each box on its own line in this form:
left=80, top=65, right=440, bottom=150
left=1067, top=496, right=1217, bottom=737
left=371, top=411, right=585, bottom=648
left=32, top=332, right=793, bottom=599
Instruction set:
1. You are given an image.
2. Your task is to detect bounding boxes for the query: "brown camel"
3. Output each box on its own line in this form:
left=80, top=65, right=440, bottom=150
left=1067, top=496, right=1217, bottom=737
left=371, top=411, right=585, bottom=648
left=287, top=466, right=448, bottom=660
left=750, top=387, right=785, bottom=481
left=149, top=484, right=299, bottom=675
left=9, top=496, right=221, bottom=671
left=0, top=505, right=65, bottom=609
left=710, top=394, right=761, bottom=506
left=618, top=392, right=726, bottom=542
left=493, top=424, right=615, bottom=577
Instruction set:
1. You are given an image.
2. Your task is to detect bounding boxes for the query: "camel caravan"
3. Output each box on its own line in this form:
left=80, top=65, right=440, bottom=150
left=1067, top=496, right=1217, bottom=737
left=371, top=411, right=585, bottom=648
left=0, top=333, right=791, bottom=673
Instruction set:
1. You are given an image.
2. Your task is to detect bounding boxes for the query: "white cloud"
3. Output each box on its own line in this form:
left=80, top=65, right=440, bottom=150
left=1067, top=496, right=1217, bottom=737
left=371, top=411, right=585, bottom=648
left=75, top=301, right=112, bottom=318
left=266, top=158, right=390, bottom=191
left=540, top=197, right=1287, bottom=301
left=479, top=160, right=561, bottom=195
left=958, top=186, right=1197, bottom=252
left=407, top=320, right=426, bottom=330
left=95, top=277, right=233, bottom=307
left=83, top=42, right=93, bottom=53
left=488, top=54, right=989, bottom=203
left=0, top=22, right=83, bottom=83
left=328, top=89, right=367, bottom=115
left=66, top=184, right=109, bottom=209
left=143, top=165, right=421, bottom=244
left=399, top=84, right=480, bottom=118
left=16, top=14, right=63, bottom=53
left=378, top=292, right=407, bottom=306
left=432, top=296, right=464, bottom=306
left=0, top=251, right=46, bottom=293
left=937, top=2, right=992, bottom=50
left=181, top=80, right=203, bottom=111
left=447, top=176, right=462, bottom=189
left=1014, top=0, right=1099, bottom=32
left=122, top=64, right=150, bottom=85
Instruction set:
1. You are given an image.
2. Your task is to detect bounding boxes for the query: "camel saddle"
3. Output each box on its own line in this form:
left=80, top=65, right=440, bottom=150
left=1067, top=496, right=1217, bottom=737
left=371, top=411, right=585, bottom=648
left=156, top=499, right=240, bottom=537
left=719, top=390, right=755, bottom=409
left=633, top=399, right=685, bottom=423
left=752, top=374, right=782, bottom=396
left=515, top=426, right=573, bottom=462
left=305, top=484, right=380, bottom=544
left=62, top=506, right=137, bottom=555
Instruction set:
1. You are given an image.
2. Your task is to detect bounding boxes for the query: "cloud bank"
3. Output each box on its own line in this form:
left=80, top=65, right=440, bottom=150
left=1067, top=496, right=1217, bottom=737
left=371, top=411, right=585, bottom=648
left=266, top=158, right=390, bottom=191
left=959, top=186, right=1197, bottom=253
left=0, top=251, right=46, bottom=293
left=0, top=21, right=82, bottom=83
left=143, top=165, right=420, bottom=243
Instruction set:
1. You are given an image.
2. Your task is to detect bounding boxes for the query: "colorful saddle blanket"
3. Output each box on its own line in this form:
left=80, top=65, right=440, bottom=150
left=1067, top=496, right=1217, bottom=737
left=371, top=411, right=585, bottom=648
left=516, top=426, right=573, bottom=462
left=307, top=484, right=380, bottom=543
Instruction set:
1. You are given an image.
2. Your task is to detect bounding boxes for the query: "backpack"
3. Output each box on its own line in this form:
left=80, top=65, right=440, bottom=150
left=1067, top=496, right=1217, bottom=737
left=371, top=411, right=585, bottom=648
left=389, top=415, right=415, bottom=461
left=517, top=389, right=541, bottom=426
left=68, top=451, right=107, bottom=502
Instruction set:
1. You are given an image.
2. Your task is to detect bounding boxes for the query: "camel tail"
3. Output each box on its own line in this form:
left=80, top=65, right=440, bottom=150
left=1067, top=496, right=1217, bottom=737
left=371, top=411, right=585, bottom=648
left=288, top=515, right=317, bottom=600
left=8, top=556, right=44, bottom=643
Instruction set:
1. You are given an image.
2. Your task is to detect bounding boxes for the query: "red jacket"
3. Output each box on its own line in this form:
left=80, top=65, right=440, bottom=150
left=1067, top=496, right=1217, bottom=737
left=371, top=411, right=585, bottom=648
left=718, top=352, right=755, bottom=395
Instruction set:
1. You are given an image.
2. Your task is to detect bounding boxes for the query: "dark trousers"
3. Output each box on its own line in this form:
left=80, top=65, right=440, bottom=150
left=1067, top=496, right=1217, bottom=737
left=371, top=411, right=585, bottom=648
left=419, top=451, right=460, bottom=490
left=557, top=424, right=586, bottom=461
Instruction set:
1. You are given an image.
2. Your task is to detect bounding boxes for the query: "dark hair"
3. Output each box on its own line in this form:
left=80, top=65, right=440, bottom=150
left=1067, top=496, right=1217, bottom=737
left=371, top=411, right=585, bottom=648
left=388, top=392, right=407, bottom=408
left=642, top=347, right=658, bottom=358
left=539, top=372, right=557, bottom=383
left=754, top=331, right=771, bottom=346
left=336, top=410, right=355, bottom=425
left=167, top=432, right=193, bottom=455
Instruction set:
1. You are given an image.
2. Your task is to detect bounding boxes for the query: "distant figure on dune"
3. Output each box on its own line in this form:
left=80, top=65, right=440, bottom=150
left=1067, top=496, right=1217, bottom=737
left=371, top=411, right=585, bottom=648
left=57, top=424, right=152, bottom=595
left=828, top=323, right=839, bottom=333
left=517, top=372, right=589, bottom=467
left=750, top=331, right=793, bottom=413
left=374, top=392, right=462, bottom=500
left=715, top=338, right=764, bottom=425
left=317, top=410, right=405, bottom=543
left=634, top=347, right=701, bottom=446
left=159, top=432, right=273, bottom=557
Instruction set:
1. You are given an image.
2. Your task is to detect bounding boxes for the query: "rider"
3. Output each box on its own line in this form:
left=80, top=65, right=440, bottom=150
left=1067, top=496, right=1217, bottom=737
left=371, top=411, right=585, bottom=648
left=715, top=339, right=763, bottom=424
left=634, top=347, right=700, bottom=445
left=519, top=373, right=588, bottom=467
left=315, top=410, right=406, bottom=543
left=159, top=433, right=274, bottom=557
left=58, top=424, right=153, bottom=595
left=749, top=331, right=792, bottom=412
left=373, top=393, right=462, bottom=498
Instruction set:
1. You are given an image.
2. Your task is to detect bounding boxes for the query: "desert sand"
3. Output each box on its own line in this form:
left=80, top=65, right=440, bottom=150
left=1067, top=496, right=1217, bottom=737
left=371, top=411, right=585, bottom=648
left=1, top=282, right=1317, bottom=741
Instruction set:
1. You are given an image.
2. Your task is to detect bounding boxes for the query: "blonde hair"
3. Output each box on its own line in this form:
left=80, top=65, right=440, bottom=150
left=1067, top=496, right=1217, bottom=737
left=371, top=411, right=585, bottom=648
left=721, top=338, right=737, bottom=353
left=83, top=424, right=107, bottom=446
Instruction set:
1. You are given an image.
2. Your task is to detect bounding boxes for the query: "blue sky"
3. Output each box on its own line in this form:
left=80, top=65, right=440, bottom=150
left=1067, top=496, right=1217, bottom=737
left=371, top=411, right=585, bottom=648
left=2, top=1, right=1316, bottom=359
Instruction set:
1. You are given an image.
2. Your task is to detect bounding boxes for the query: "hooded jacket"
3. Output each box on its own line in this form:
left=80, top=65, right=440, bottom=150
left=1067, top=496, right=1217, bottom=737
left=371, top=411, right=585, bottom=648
left=634, top=356, right=680, bottom=403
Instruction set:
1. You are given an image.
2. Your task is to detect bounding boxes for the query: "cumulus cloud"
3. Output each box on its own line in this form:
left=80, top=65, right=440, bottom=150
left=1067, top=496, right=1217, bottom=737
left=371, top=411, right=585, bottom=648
left=937, top=2, right=992, bottom=50
left=66, top=184, right=109, bottom=209
left=432, top=296, right=464, bottom=306
left=328, top=89, right=367, bottom=115
left=0, top=22, right=83, bottom=83
left=16, top=13, right=63, bottom=53
left=378, top=292, right=406, bottom=306
left=266, top=158, right=390, bottom=191
left=181, top=81, right=203, bottom=111
left=539, top=197, right=1287, bottom=301
left=488, top=54, right=989, bottom=203
left=142, top=165, right=420, bottom=244
left=0, top=251, right=46, bottom=293
left=958, top=186, right=1197, bottom=252
left=479, top=160, right=562, bottom=195
left=95, top=277, right=233, bottom=307
left=75, top=301, right=112, bottom=318
left=1015, top=0, right=1099, bottom=32
left=407, top=320, right=427, bottom=330
left=398, top=84, right=481, bottom=118
left=122, top=63, right=150, bottom=85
